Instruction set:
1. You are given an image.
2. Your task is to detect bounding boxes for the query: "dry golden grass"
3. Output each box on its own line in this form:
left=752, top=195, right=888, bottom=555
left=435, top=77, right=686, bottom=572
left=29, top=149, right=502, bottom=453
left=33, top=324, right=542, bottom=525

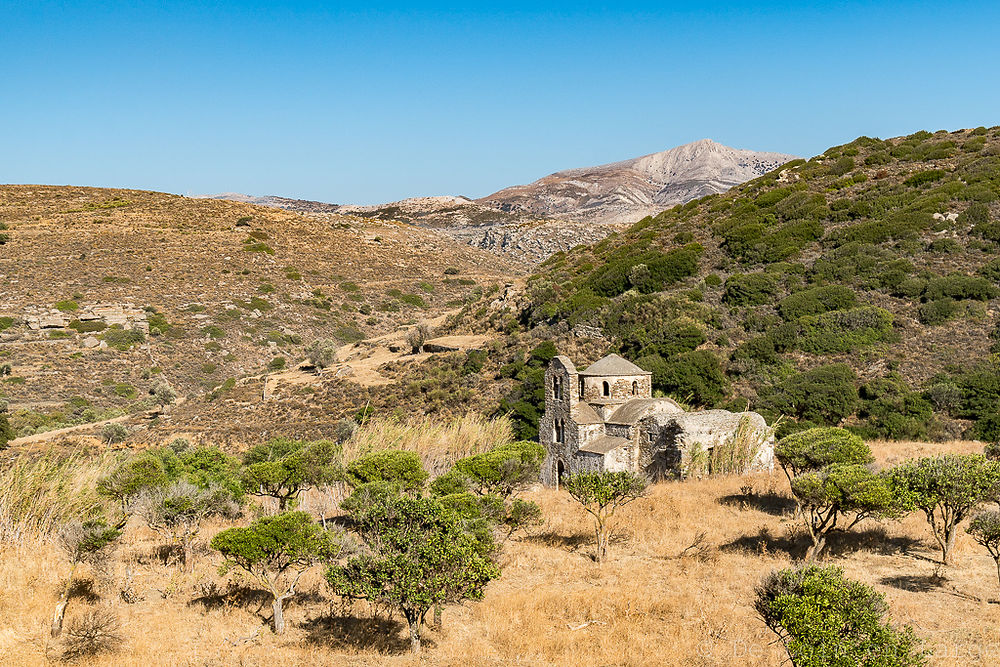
left=3, top=439, right=1000, bottom=665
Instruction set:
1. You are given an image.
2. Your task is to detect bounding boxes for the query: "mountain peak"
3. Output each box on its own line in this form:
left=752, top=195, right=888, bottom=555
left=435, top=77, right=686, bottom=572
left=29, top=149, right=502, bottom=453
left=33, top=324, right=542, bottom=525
left=479, top=140, right=797, bottom=224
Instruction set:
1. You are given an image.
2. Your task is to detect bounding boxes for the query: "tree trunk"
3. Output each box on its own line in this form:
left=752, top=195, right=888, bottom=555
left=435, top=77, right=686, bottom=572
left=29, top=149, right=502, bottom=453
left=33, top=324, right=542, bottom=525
left=272, top=595, right=286, bottom=634
left=408, top=616, right=421, bottom=654
left=942, top=525, right=957, bottom=565
left=433, top=604, right=442, bottom=628
left=994, top=557, right=1000, bottom=590
left=804, top=535, right=826, bottom=563
left=595, top=525, right=606, bottom=564
left=50, top=562, right=77, bottom=637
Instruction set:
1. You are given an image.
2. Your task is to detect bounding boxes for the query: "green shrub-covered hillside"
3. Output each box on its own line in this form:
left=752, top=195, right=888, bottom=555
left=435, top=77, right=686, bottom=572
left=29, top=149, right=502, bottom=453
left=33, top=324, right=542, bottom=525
left=507, top=127, right=1000, bottom=440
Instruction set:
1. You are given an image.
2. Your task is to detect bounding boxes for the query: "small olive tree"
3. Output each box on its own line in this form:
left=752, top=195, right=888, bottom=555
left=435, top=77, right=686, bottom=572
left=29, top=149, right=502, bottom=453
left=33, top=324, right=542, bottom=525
left=755, top=565, right=926, bottom=666
left=52, top=519, right=122, bottom=637
left=210, top=511, right=343, bottom=634
left=137, top=480, right=240, bottom=572
left=967, top=511, right=1000, bottom=588
left=564, top=471, right=647, bottom=564
left=326, top=489, right=500, bottom=654
left=791, top=464, right=898, bottom=561
left=888, top=454, right=1000, bottom=564
left=241, top=438, right=341, bottom=510
left=305, top=339, right=338, bottom=369
left=97, top=453, right=169, bottom=513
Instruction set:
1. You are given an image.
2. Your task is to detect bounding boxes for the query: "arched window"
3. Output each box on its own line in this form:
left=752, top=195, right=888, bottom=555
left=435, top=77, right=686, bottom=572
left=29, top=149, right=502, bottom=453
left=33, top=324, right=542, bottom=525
left=553, top=376, right=563, bottom=400
left=632, top=381, right=639, bottom=395
left=554, top=418, right=565, bottom=443
left=602, top=381, right=610, bottom=397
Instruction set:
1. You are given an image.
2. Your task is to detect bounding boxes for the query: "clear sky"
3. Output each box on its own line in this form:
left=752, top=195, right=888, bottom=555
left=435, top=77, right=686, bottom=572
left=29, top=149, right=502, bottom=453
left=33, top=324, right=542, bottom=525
left=2, top=1, right=999, bottom=204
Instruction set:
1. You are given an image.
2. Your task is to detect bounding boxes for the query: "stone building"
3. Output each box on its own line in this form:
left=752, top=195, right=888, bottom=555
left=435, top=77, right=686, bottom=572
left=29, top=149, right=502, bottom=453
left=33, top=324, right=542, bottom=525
left=539, top=353, right=774, bottom=485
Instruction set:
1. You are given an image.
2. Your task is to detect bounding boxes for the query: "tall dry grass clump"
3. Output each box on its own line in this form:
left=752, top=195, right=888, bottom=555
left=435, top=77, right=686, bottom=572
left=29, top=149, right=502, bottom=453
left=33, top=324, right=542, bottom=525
left=710, top=415, right=776, bottom=475
left=344, top=413, right=514, bottom=475
left=0, top=450, right=113, bottom=546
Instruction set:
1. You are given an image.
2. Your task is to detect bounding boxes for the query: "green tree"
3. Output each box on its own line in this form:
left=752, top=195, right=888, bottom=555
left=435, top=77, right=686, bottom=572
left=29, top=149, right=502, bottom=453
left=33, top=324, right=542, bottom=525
left=52, top=518, right=122, bottom=637
left=967, top=510, right=1000, bottom=588
left=564, top=471, right=647, bottom=564
left=774, top=427, right=873, bottom=486
left=137, top=480, right=240, bottom=572
left=790, top=464, right=898, bottom=561
left=0, top=410, right=15, bottom=450
left=888, top=454, right=1000, bottom=564
left=241, top=438, right=341, bottom=510
left=761, top=364, right=858, bottom=426
left=326, top=491, right=500, bottom=654
left=97, top=453, right=170, bottom=512
left=210, top=511, right=343, bottom=634
left=755, top=565, right=925, bottom=667
left=344, top=449, right=428, bottom=491
left=453, top=441, right=546, bottom=497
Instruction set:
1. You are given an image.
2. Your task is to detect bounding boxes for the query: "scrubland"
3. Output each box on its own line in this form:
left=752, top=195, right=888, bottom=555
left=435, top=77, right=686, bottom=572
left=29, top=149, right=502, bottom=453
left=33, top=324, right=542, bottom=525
left=1, top=434, right=997, bottom=666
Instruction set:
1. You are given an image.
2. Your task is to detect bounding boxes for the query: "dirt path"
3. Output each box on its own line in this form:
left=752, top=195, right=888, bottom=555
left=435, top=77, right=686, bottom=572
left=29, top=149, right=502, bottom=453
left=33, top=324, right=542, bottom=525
left=8, top=413, right=130, bottom=447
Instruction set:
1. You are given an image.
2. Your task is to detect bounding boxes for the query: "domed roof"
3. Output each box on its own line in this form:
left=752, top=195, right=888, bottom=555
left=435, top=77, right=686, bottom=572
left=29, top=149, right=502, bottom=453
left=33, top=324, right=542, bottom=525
left=579, top=353, right=651, bottom=377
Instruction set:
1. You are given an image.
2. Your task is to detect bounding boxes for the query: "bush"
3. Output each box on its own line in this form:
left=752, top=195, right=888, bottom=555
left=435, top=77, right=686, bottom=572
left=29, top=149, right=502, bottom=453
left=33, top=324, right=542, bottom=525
left=967, top=510, right=1000, bottom=588
left=755, top=565, right=925, bottom=667
left=643, top=350, right=728, bottom=407
left=856, top=374, right=935, bottom=440
left=100, top=327, right=146, bottom=351
left=453, top=441, right=546, bottom=497
left=776, top=285, right=856, bottom=321
left=917, top=298, right=960, bottom=325
left=564, top=471, right=647, bottom=564
left=242, top=438, right=341, bottom=509
left=774, top=427, right=873, bottom=479
left=345, top=449, right=428, bottom=491
left=61, top=608, right=123, bottom=660
left=722, top=273, right=777, bottom=306
left=889, top=454, right=1000, bottom=564
left=305, top=339, right=338, bottom=369
left=922, top=274, right=997, bottom=301
left=760, top=364, right=858, bottom=426
left=904, top=169, right=946, bottom=187
left=101, top=422, right=128, bottom=444
left=797, top=306, right=893, bottom=354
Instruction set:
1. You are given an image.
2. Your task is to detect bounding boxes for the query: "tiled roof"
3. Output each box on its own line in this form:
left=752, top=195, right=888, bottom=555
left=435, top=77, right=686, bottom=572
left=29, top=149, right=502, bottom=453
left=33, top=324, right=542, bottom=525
left=579, top=353, right=651, bottom=377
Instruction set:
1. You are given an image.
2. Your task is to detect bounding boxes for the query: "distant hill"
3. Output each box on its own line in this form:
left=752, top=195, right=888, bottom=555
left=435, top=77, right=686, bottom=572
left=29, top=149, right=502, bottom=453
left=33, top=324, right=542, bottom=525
left=478, top=139, right=796, bottom=224
left=204, top=139, right=795, bottom=263
left=469, top=126, right=1000, bottom=442
left=0, top=185, right=518, bottom=441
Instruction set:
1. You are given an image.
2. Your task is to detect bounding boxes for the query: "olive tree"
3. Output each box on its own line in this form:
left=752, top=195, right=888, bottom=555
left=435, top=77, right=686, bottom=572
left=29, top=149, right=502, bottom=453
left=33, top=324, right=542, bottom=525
left=326, top=488, right=500, bottom=654
left=52, top=519, right=122, bottom=637
left=97, top=453, right=169, bottom=513
left=755, top=565, right=925, bottom=666
left=210, top=511, right=343, bottom=634
left=137, top=480, right=240, bottom=572
left=967, top=511, right=1000, bottom=588
left=888, top=454, right=1000, bottom=564
left=564, top=471, right=647, bottom=564
left=241, top=438, right=341, bottom=510
left=791, top=464, right=898, bottom=561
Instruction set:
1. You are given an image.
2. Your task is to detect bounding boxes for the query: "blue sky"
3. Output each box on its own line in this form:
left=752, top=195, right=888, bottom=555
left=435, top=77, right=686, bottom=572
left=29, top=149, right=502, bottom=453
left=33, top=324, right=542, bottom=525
left=2, top=1, right=999, bottom=204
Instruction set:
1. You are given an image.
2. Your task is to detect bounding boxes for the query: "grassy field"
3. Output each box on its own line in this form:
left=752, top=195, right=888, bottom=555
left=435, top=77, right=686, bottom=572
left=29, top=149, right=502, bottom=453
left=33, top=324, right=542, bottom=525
left=1, top=438, right=997, bottom=666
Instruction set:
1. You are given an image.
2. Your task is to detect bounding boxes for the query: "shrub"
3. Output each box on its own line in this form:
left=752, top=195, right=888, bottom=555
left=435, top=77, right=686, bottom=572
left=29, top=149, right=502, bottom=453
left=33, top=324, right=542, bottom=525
left=777, top=286, right=856, bottom=321
left=101, top=422, right=129, bottom=444
left=137, top=479, right=240, bottom=572
left=774, top=427, right=872, bottom=481
left=100, top=327, right=146, bottom=351
left=54, top=300, right=79, bottom=313
left=968, top=510, right=1000, bottom=588
left=67, top=319, right=106, bottom=333
left=791, top=464, right=898, bottom=561
left=760, top=364, right=858, bottom=426
left=242, top=438, right=341, bottom=510
left=52, top=519, right=122, bottom=637
left=327, top=491, right=500, bottom=654
left=796, top=306, right=893, bottom=354
left=722, top=273, right=777, bottom=306
left=755, top=565, right=925, bottom=667
left=305, top=339, right=338, bottom=369
left=564, top=471, right=647, bottom=564
left=917, top=298, right=959, bottom=325
left=645, top=350, right=729, bottom=407
left=406, top=324, right=430, bottom=354
left=453, top=441, right=546, bottom=497
left=904, top=169, right=946, bottom=187
left=345, top=449, right=428, bottom=491
left=888, top=454, right=1000, bottom=564
left=212, top=512, right=343, bottom=634
left=61, top=608, right=123, bottom=661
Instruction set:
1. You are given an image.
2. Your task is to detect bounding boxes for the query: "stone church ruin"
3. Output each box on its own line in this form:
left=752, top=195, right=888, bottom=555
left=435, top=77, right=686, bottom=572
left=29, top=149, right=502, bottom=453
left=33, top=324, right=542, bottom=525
left=539, top=353, right=774, bottom=485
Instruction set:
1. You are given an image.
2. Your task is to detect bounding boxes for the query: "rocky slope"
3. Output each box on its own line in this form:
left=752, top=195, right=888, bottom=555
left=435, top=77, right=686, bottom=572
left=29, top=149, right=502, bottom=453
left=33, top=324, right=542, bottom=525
left=478, top=139, right=797, bottom=224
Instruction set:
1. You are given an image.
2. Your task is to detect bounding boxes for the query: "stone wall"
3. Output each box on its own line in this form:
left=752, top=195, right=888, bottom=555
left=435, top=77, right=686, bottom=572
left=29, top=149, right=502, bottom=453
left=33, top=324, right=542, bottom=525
left=580, top=374, right=651, bottom=402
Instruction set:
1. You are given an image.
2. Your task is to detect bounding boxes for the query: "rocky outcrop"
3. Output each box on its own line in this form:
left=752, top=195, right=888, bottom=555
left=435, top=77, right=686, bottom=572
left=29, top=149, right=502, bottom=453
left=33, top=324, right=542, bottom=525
left=473, top=219, right=624, bottom=264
